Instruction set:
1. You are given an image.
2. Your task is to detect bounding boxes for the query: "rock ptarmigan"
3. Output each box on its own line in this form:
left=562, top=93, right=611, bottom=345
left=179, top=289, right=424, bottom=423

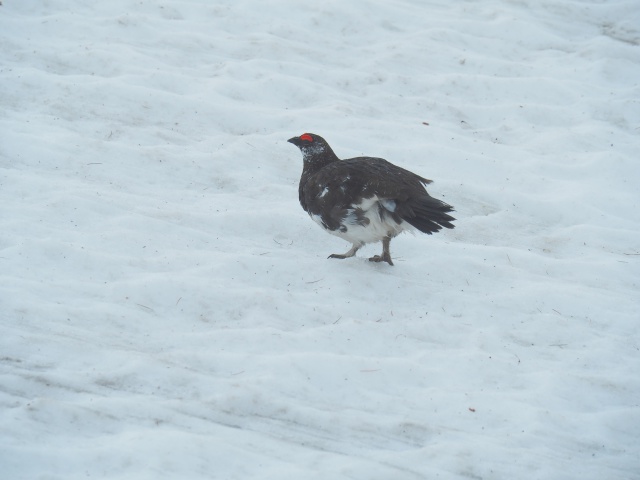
left=288, top=133, right=455, bottom=266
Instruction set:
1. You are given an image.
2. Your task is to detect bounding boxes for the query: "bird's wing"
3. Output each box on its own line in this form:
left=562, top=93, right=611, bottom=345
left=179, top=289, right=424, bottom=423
left=300, top=158, right=429, bottom=229
left=337, top=157, right=432, bottom=201
left=340, top=159, right=455, bottom=233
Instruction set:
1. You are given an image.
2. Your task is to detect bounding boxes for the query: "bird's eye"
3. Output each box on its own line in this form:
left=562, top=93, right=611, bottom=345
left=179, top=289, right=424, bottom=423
left=300, top=133, right=313, bottom=142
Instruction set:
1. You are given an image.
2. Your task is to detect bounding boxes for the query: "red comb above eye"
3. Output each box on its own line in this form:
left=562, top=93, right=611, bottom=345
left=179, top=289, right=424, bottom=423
left=300, top=133, right=313, bottom=142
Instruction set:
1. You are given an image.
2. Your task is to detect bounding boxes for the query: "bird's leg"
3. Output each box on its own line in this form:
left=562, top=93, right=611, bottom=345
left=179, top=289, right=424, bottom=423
left=328, top=243, right=361, bottom=260
left=369, top=236, right=394, bottom=266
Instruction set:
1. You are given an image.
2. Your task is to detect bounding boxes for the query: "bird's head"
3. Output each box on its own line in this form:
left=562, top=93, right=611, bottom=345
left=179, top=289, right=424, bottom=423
left=287, top=133, right=332, bottom=161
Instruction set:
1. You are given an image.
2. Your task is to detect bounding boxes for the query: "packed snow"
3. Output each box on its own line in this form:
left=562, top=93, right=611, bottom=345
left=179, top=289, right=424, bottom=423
left=1, top=1, right=639, bottom=479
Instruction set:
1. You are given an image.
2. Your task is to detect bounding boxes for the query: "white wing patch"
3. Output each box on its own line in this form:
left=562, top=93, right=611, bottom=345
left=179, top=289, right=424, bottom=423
left=380, top=199, right=396, bottom=212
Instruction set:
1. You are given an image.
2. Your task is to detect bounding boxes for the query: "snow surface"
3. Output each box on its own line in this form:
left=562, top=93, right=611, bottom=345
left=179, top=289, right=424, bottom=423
left=1, top=1, right=639, bottom=479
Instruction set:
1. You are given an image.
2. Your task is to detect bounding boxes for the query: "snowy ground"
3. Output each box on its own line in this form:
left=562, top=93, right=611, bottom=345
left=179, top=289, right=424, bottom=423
left=1, top=1, right=639, bottom=479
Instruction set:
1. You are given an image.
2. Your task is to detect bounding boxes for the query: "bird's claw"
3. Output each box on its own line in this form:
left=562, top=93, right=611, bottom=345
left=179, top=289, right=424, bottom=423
left=368, top=254, right=394, bottom=266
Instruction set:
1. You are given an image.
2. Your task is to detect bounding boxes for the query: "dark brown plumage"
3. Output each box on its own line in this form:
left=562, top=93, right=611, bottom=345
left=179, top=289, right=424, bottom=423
left=288, top=133, right=455, bottom=265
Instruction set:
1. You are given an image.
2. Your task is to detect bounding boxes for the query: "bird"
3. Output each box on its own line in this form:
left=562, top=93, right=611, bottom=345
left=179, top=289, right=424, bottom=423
left=288, top=133, right=455, bottom=266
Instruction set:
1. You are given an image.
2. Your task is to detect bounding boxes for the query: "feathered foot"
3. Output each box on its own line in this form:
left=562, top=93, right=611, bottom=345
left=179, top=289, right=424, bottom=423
left=368, top=236, right=394, bottom=266
left=328, top=243, right=361, bottom=260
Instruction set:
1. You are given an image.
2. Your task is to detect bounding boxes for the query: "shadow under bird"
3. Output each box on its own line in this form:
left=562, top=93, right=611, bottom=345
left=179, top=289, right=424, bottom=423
left=288, top=133, right=455, bottom=266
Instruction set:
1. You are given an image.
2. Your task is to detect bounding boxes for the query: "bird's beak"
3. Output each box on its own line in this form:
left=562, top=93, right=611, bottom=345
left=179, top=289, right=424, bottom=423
left=287, top=136, right=300, bottom=146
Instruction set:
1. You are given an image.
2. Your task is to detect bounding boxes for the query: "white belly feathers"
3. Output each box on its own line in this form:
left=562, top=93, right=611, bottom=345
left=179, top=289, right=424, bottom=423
left=310, top=195, right=409, bottom=245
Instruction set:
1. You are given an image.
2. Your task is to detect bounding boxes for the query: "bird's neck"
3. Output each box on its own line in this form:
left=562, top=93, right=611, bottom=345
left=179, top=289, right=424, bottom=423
left=301, top=146, right=339, bottom=177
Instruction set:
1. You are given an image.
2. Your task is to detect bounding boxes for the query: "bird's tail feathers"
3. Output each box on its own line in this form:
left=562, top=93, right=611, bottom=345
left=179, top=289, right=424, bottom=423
left=400, top=196, right=455, bottom=234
